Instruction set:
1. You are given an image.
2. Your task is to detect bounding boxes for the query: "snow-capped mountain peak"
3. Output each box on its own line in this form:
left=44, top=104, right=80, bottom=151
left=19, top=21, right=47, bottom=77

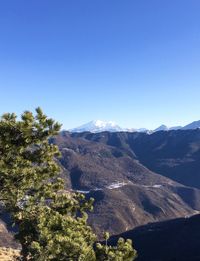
left=70, top=120, right=122, bottom=133
left=91, top=120, right=116, bottom=128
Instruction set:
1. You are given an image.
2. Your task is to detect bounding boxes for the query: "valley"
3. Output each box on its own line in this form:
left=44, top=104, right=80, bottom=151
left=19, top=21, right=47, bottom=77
left=51, top=129, right=200, bottom=237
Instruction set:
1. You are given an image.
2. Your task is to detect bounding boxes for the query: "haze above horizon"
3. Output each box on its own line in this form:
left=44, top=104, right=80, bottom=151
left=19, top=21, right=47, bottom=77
left=0, top=1, right=200, bottom=129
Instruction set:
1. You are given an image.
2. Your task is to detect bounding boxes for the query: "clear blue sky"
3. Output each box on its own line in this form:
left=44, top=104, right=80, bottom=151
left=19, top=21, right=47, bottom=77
left=0, top=1, right=200, bottom=129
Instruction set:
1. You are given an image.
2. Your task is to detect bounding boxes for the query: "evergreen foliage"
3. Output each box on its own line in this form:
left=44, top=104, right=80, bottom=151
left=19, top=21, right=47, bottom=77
left=96, top=235, right=137, bottom=261
left=0, top=108, right=137, bottom=261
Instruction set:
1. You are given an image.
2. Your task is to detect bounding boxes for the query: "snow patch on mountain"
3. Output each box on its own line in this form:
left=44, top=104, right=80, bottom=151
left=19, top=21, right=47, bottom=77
left=73, top=181, right=131, bottom=194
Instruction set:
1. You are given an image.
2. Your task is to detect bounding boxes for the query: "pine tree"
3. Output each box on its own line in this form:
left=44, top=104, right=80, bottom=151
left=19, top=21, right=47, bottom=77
left=0, top=108, right=137, bottom=261
left=96, top=233, right=137, bottom=261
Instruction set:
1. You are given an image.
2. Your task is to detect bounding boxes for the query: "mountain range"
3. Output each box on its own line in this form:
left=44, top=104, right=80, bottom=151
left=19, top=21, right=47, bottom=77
left=2, top=128, right=200, bottom=260
left=69, top=120, right=200, bottom=133
left=49, top=129, right=200, bottom=238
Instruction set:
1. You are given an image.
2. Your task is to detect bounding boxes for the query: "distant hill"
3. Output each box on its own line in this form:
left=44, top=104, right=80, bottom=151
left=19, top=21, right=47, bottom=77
left=153, top=124, right=169, bottom=132
left=182, top=120, right=200, bottom=130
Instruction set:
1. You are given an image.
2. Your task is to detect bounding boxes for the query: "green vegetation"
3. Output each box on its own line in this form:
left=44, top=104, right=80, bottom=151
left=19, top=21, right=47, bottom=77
left=0, top=108, right=137, bottom=260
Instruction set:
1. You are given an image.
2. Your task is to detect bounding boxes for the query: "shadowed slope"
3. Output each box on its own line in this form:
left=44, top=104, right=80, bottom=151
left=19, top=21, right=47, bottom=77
left=109, top=214, right=200, bottom=261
